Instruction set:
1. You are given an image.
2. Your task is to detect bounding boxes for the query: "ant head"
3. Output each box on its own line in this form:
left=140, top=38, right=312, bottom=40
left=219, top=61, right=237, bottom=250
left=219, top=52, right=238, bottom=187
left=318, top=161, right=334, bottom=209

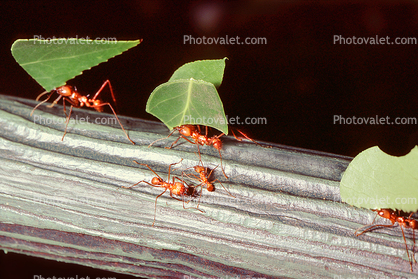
left=212, top=138, right=222, bottom=150
left=172, top=182, right=185, bottom=195
left=194, top=166, right=205, bottom=173
left=56, top=85, right=74, bottom=97
left=151, top=177, right=163, bottom=185
left=178, top=125, right=194, bottom=137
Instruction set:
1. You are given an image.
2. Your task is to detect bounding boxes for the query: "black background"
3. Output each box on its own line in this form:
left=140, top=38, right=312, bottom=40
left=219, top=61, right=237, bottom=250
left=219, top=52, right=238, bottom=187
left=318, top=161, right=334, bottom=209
left=1, top=1, right=418, bottom=278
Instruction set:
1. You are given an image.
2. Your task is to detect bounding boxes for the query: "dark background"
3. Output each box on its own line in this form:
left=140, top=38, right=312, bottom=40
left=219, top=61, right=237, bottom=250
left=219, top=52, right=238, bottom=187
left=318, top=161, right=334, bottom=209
left=1, top=0, right=418, bottom=277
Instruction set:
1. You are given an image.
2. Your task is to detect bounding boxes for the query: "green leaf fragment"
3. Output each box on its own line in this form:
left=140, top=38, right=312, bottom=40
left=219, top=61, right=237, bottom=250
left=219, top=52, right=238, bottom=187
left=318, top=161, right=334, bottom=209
left=146, top=58, right=229, bottom=134
left=168, top=57, right=227, bottom=87
left=11, top=38, right=141, bottom=92
left=146, top=78, right=228, bottom=134
left=340, top=146, right=418, bottom=212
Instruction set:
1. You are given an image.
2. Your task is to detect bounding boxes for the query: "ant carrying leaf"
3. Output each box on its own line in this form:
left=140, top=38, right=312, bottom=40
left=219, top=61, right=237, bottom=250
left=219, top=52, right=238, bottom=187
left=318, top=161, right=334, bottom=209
left=356, top=209, right=418, bottom=272
left=149, top=125, right=264, bottom=179
left=30, top=80, right=135, bottom=144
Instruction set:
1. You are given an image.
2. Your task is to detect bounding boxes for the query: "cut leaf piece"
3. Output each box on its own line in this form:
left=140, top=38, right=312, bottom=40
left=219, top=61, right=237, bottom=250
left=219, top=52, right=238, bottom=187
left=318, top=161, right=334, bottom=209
left=146, top=78, right=228, bottom=134
left=11, top=38, right=142, bottom=92
left=340, top=146, right=418, bottom=212
left=168, top=57, right=227, bottom=87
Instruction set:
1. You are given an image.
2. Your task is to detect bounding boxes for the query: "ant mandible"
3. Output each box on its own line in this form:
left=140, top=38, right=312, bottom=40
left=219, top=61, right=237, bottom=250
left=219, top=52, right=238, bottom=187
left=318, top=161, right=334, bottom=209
left=355, top=208, right=418, bottom=272
left=30, top=80, right=135, bottom=144
left=122, top=159, right=201, bottom=226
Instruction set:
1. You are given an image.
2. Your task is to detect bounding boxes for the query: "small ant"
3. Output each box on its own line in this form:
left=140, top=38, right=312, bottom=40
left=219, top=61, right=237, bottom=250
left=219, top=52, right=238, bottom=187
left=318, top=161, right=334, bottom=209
left=150, top=125, right=259, bottom=177
left=355, top=209, right=418, bottom=271
left=149, top=125, right=265, bottom=179
left=184, top=163, right=235, bottom=196
left=30, top=80, right=135, bottom=144
left=122, top=159, right=201, bottom=226
left=149, top=125, right=227, bottom=177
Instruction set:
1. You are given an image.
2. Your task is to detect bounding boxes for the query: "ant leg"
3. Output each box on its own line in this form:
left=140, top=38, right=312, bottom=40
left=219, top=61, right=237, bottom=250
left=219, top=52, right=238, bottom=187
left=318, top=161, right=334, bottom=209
left=121, top=180, right=153, bottom=189
left=217, top=149, right=229, bottom=179
left=62, top=98, right=69, bottom=118
left=167, top=159, right=184, bottom=182
left=182, top=171, right=200, bottom=181
left=179, top=168, right=203, bottom=201
left=194, top=143, right=225, bottom=180
left=173, top=187, right=205, bottom=213
left=399, top=225, right=413, bottom=272
left=35, top=90, right=51, bottom=101
left=206, top=132, right=228, bottom=179
left=231, top=129, right=263, bottom=147
left=354, top=212, right=394, bottom=236
left=355, top=222, right=395, bottom=236
left=62, top=105, right=74, bottom=141
left=193, top=149, right=205, bottom=169
left=166, top=135, right=182, bottom=149
left=167, top=135, right=195, bottom=149
left=91, top=80, right=116, bottom=103
left=196, top=144, right=203, bottom=165
left=193, top=183, right=204, bottom=211
left=168, top=191, right=183, bottom=202
left=413, top=228, right=417, bottom=265
left=152, top=189, right=168, bottom=226
left=148, top=129, right=177, bottom=148
left=177, top=167, right=201, bottom=207
left=172, top=175, right=187, bottom=184
left=408, top=213, right=417, bottom=264
left=30, top=91, right=54, bottom=116
left=134, top=161, right=164, bottom=182
left=355, top=222, right=397, bottom=237
left=47, top=94, right=63, bottom=109
left=202, top=125, right=207, bottom=137
left=92, top=102, right=135, bottom=145
left=208, top=165, right=218, bottom=173
left=212, top=178, right=235, bottom=198
left=196, top=152, right=204, bottom=167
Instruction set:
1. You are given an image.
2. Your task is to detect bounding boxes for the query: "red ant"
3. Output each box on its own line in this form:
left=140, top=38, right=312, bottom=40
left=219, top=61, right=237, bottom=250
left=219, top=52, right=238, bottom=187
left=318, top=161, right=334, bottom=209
left=30, top=80, right=135, bottom=144
left=149, top=125, right=227, bottom=177
left=355, top=209, right=418, bottom=271
left=185, top=163, right=235, bottom=196
left=122, top=159, right=201, bottom=226
left=149, top=125, right=262, bottom=179
left=183, top=163, right=235, bottom=210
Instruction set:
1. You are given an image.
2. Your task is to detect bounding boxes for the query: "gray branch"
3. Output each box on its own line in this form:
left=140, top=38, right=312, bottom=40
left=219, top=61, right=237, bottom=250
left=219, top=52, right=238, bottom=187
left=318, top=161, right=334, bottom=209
left=0, top=94, right=416, bottom=278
